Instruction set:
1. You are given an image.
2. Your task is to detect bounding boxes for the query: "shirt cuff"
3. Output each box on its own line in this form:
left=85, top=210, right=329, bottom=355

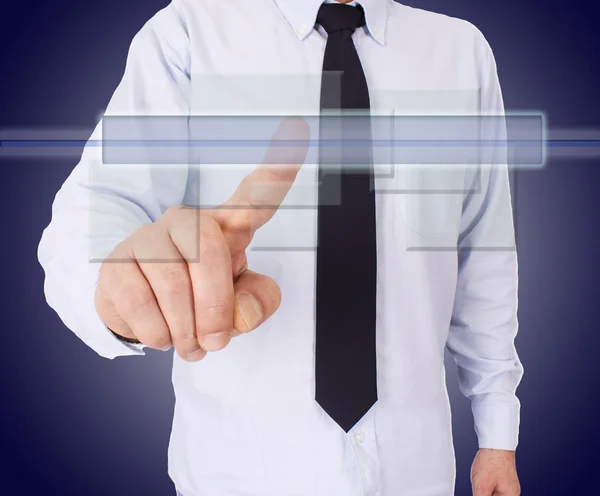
left=80, top=292, right=147, bottom=359
left=64, top=260, right=147, bottom=359
left=472, top=402, right=520, bottom=451
left=102, top=322, right=147, bottom=355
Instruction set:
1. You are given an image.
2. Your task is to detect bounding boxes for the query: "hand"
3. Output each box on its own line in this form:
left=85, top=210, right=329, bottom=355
left=471, top=449, right=520, bottom=496
left=94, top=117, right=310, bottom=361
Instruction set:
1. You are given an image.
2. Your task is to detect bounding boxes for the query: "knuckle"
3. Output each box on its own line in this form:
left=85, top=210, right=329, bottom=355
left=198, top=212, right=221, bottom=236
left=99, top=245, right=135, bottom=287
left=119, top=287, right=154, bottom=316
left=221, top=203, right=251, bottom=232
left=135, top=223, right=154, bottom=239
left=198, top=234, right=226, bottom=262
left=226, top=211, right=246, bottom=231
left=99, top=257, right=120, bottom=285
left=164, top=205, right=200, bottom=230
left=164, top=205, right=184, bottom=221
left=160, top=267, right=190, bottom=298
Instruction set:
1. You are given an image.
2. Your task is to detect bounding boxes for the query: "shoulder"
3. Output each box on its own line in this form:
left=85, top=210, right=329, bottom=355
left=126, top=0, right=191, bottom=73
left=387, top=1, right=492, bottom=52
left=386, top=0, right=498, bottom=83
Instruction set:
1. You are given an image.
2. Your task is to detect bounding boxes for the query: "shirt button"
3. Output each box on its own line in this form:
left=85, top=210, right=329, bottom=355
left=355, top=431, right=366, bottom=444
left=297, top=24, right=307, bottom=35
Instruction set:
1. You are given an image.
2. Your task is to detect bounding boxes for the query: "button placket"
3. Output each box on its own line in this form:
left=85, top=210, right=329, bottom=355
left=348, top=418, right=382, bottom=496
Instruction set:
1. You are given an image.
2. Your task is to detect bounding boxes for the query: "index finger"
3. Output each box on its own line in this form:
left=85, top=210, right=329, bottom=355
left=211, top=117, right=310, bottom=247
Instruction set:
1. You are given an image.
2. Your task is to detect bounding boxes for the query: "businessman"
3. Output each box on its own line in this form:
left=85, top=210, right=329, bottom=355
left=38, top=0, right=523, bottom=495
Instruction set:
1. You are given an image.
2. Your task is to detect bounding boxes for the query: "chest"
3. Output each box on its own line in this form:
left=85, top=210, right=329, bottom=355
left=182, top=4, right=477, bottom=257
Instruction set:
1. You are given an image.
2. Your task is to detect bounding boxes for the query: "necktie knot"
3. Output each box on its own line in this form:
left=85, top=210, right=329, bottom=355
left=316, top=3, right=366, bottom=35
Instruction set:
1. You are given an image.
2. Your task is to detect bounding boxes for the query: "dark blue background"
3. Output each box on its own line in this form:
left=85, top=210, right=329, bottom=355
left=1, top=0, right=598, bottom=494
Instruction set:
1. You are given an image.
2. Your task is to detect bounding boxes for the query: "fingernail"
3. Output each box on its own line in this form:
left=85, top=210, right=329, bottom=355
left=200, top=332, right=231, bottom=352
left=236, top=293, right=263, bottom=330
left=186, top=348, right=206, bottom=361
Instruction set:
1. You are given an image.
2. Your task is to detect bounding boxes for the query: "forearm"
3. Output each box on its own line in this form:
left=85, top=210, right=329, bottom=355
left=38, top=1, right=191, bottom=358
left=447, top=160, right=523, bottom=449
left=447, top=246, right=522, bottom=449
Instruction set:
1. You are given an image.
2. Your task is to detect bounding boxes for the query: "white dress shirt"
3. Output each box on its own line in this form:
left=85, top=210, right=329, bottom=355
left=38, top=0, right=523, bottom=495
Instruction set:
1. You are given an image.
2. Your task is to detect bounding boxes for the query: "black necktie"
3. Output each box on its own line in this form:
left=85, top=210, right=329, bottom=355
left=315, top=2, right=378, bottom=432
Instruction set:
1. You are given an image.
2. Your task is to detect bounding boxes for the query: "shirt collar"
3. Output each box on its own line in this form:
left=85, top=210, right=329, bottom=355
left=273, top=0, right=388, bottom=45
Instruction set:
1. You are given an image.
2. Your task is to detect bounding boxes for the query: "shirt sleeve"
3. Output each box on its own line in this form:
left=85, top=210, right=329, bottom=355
left=37, top=0, right=190, bottom=359
left=445, top=28, right=524, bottom=450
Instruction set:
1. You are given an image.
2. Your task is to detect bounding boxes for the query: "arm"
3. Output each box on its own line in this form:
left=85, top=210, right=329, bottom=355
left=38, top=1, right=190, bottom=359
left=447, top=28, right=523, bottom=452
left=446, top=28, right=523, bottom=495
left=447, top=28, right=523, bottom=496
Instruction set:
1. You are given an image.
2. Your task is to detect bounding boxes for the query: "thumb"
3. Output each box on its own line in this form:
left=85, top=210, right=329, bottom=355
left=232, top=270, right=282, bottom=334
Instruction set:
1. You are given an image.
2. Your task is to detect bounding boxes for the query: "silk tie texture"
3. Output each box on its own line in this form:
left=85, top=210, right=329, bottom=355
left=315, top=3, right=378, bottom=433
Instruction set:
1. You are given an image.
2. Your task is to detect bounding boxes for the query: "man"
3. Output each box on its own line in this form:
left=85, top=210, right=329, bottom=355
left=38, top=0, right=523, bottom=495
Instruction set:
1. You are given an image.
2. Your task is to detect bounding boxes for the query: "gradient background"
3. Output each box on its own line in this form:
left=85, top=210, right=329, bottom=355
left=1, top=0, right=598, bottom=494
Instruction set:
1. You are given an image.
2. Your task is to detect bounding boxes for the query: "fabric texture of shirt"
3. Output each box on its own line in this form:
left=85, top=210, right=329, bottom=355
left=38, top=1, right=524, bottom=495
